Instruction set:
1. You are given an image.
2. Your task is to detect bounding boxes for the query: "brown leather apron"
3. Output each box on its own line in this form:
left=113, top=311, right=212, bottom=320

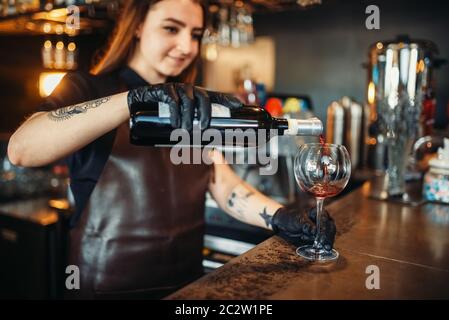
left=66, top=122, right=211, bottom=299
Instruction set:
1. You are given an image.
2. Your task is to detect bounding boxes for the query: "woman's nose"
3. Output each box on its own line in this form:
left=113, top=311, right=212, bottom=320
left=176, top=33, right=194, bottom=55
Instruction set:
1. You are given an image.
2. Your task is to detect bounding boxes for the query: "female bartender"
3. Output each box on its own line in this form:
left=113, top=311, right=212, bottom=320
left=7, top=0, right=335, bottom=299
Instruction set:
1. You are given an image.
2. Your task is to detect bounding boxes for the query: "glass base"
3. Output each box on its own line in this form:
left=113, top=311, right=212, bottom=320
left=296, top=245, right=339, bottom=262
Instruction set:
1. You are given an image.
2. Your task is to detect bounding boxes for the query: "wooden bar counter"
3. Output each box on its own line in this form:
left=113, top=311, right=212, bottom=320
left=167, top=182, right=449, bottom=299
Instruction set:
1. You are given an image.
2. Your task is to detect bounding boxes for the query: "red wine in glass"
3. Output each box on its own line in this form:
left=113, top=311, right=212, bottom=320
left=307, top=182, right=347, bottom=198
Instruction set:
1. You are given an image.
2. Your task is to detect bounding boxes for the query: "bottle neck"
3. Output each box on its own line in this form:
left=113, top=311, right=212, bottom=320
left=281, top=117, right=323, bottom=136
left=273, top=118, right=289, bottom=133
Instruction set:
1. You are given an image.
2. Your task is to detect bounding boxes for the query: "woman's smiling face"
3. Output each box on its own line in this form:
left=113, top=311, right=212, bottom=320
left=135, top=0, right=204, bottom=81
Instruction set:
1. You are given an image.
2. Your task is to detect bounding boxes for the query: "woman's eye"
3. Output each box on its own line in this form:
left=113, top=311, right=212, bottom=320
left=192, top=33, right=203, bottom=41
left=163, top=26, right=178, bottom=34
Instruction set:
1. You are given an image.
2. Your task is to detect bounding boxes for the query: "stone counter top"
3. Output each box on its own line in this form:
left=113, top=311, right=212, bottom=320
left=167, top=182, right=449, bottom=299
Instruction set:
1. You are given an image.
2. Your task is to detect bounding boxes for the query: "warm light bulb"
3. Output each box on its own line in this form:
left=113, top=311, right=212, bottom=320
left=44, top=40, right=52, bottom=49
left=56, top=41, right=64, bottom=50
left=39, top=72, right=66, bottom=97
left=67, top=42, right=76, bottom=51
left=43, top=23, right=51, bottom=33
left=55, top=24, right=64, bottom=35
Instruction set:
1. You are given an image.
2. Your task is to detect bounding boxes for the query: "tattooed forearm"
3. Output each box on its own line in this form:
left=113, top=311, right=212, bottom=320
left=47, top=97, right=111, bottom=122
left=259, top=207, right=273, bottom=228
left=226, top=188, right=254, bottom=221
left=222, top=183, right=281, bottom=229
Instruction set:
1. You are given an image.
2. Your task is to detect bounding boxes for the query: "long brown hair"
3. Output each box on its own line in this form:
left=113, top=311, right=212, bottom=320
left=90, top=0, right=206, bottom=84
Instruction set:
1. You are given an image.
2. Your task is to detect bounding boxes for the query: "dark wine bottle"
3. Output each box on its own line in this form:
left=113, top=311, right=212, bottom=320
left=129, top=102, right=323, bottom=147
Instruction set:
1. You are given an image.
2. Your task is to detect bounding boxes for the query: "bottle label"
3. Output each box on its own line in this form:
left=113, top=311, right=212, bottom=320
left=158, top=102, right=231, bottom=118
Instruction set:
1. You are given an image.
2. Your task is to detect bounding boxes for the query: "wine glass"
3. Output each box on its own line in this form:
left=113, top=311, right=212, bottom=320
left=293, top=143, right=351, bottom=262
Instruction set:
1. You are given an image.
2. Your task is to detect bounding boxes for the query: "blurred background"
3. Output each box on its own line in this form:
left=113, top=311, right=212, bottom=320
left=0, top=0, right=448, bottom=133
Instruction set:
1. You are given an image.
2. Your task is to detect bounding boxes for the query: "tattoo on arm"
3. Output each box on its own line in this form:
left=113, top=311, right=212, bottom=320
left=227, top=190, right=253, bottom=207
left=224, top=184, right=279, bottom=229
left=47, top=97, right=111, bottom=122
left=226, top=189, right=254, bottom=221
left=259, top=207, right=273, bottom=228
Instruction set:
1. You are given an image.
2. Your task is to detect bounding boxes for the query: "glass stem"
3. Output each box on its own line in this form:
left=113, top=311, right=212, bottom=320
left=313, top=197, right=324, bottom=250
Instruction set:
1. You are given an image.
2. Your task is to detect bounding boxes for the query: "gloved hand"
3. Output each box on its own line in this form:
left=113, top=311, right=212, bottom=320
left=271, top=206, right=337, bottom=251
left=127, top=83, right=243, bottom=131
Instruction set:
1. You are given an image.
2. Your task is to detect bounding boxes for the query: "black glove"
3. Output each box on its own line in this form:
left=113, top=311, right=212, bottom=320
left=271, top=206, right=336, bottom=251
left=127, top=83, right=243, bottom=131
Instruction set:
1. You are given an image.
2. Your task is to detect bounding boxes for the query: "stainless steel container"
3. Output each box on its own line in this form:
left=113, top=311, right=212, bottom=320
left=365, top=35, right=440, bottom=200
left=326, top=96, right=364, bottom=169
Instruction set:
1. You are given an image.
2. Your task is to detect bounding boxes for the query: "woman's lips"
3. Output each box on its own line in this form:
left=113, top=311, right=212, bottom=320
left=168, top=56, right=186, bottom=64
